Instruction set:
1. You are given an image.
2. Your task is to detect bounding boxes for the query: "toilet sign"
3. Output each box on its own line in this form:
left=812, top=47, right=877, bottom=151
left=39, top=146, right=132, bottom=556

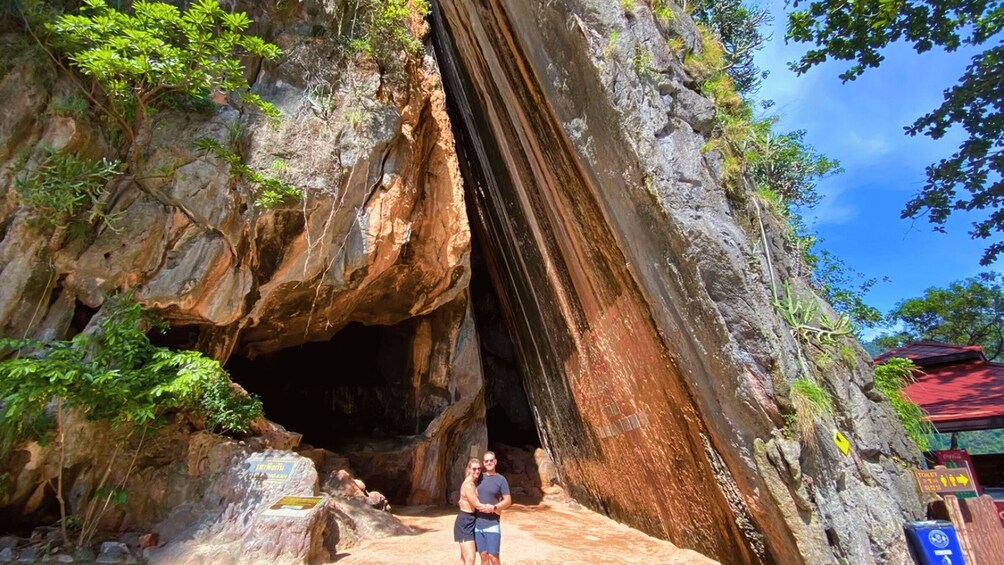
left=913, top=467, right=977, bottom=496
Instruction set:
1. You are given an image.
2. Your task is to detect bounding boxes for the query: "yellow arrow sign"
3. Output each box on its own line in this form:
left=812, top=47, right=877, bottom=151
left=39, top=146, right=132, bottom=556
left=914, top=467, right=978, bottom=495
left=833, top=430, right=850, bottom=455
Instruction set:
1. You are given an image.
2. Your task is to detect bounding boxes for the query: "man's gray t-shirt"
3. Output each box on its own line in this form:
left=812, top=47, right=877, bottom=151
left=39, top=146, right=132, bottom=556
left=476, top=473, right=510, bottom=526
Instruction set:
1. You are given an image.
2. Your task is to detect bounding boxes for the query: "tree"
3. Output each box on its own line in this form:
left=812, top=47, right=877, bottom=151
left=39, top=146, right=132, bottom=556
left=45, top=0, right=280, bottom=163
left=14, top=0, right=288, bottom=218
left=874, top=272, right=1004, bottom=359
left=785, top=0, right=1004, bottom=265
left=688, top=0, right=772, bottom=95
left=748, top=125, right=842, bottom=209
left=0, top=294, right=262, bottom=548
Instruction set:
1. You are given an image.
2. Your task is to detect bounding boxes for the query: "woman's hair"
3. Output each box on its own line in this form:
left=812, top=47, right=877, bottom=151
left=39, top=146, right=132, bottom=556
left=465, top=458, right=482, bottom=478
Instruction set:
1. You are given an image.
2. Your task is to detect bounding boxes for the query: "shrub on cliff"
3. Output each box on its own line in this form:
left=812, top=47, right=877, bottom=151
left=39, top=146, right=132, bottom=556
left=13, top=0, right=295, bottom=210
left=0, top=293, right=262, bottom=548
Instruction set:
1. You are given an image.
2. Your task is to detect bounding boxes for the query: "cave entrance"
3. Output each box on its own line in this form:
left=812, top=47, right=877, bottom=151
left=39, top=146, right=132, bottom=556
left=470, top=236, right=541, bottom=453
left=225, top=320, right=424, bottom=452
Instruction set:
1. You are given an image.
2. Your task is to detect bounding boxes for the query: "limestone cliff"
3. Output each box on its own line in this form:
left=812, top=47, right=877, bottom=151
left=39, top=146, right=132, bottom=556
left=431, top=1, right=922, bottom=563
left=0, top=1, right=922, bottom=563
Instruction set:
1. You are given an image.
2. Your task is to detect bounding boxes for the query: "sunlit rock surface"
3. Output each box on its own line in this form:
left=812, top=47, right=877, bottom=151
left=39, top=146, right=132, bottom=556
left=0, top=1, right=925, bottom=563
left=431, top=1, right=922, bottom=563
left=0, top=0, right=481, bottom=536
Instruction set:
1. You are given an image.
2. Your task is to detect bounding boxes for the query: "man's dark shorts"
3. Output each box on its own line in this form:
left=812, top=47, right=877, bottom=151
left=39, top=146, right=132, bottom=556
left=454, top=511, right=476, bottom=542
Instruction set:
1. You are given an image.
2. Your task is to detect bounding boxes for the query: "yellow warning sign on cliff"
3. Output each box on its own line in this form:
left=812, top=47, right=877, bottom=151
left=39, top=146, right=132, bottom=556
left=833, top=430, right=851, bottom=455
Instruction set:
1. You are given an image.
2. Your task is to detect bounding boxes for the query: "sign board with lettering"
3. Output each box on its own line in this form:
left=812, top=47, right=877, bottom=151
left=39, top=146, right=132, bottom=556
left=934, top=449, right=983, bottom=499
left=914, top=467, right=977, bottom=495
left=245, top=457, right=297, bottom=482
left=262, top=496, right=325, bottom=518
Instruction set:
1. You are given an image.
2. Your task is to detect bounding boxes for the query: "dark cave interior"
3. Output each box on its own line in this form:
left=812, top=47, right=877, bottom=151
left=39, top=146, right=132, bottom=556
left=225, top=320, right=422, bottom=451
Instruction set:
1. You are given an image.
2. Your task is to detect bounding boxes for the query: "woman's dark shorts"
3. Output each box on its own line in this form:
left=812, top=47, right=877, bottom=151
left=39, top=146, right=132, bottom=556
left=454, top=510, right=476, bottom=542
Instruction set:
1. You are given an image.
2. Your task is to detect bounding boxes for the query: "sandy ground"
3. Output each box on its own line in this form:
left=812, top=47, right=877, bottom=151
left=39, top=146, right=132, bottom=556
left=329, top=499, right=720, bottom=564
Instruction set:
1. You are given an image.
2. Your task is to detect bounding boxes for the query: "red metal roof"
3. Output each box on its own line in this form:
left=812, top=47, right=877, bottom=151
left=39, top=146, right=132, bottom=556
left=873, top=341, right=985, bottom=365
left=880, top=342, right=1004, bottom=431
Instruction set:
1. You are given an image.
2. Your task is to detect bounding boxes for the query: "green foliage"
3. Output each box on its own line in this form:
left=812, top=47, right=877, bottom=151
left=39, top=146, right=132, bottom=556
left=0, top=293, right=261, bottom=450
left=786, top=0, right=1004, bottom=265
left=684, top=25, right=728, bottom=83
left=929, top=429, right=1004, bottom=455
left=809, top=250, right=883, bottom=332
left=651, top=1, right=675, bottom=25
left=604, top=30, right=621, bottom=58
left=14, top=148, right=120, bottom=229
left=346, top=0, right=429, bottom=61
left=630, top=45, right=654, bottom=81
left=620, top=0, right=637, bottom=14
left=47, top=0, right=281, bottom=147
left=874, top=272, right=1004, bottom=360
left=194, top=138, right=302, bottom=208
left=200, top=376, right=263, bottom=434
left=873, top=357, right=934, bottom=451
left=789, top=376, right=833, bottom=443
left=746, top=127, right=841, bottom=210
left=681, top=24, right=877, bottom=334
left=48, top=91, right=90, bottom=119
left=0, top=293, right=260, bottom=547
left=773, top=282, right=853, bottom=345
left=689, top=0, right=771, bottom=96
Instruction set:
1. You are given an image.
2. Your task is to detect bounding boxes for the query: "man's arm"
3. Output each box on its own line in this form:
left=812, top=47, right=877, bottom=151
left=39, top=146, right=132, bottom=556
left=492, top=475, right=512, bottom=512
left=494, top=493, right=512, bottom=512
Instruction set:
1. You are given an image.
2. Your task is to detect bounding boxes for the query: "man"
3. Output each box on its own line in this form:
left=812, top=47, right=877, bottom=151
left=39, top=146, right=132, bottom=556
left=474, top=450, right=512, bottom=565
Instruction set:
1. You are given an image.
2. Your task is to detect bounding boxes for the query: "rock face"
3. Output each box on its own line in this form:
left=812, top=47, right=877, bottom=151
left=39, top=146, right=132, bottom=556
left=431, top=1, right=921, bottom=563
left=0, top=1, right=924, bottom=564
left=0, top=0, right=484, bottom=523
left=148, top=448, right=334, bottom=564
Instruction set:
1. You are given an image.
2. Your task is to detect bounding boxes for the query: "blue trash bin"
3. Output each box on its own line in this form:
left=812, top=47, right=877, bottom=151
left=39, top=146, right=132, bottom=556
left=904, top=520, right=967, bottom=565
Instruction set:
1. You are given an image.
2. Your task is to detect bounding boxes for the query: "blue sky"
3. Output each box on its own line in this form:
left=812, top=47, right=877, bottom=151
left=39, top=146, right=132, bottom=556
left=752, top=1, right=997, bottom=330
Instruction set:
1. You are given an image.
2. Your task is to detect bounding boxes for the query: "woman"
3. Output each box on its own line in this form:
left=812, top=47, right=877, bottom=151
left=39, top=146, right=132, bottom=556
left=455, top=458, right=489, bottom=565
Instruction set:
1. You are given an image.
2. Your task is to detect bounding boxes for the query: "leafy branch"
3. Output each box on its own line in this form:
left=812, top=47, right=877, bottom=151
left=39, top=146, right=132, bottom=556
left=194, top=138, right=301, bottom=208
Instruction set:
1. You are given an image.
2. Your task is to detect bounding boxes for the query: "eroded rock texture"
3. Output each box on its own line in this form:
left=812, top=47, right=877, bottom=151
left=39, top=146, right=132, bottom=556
left=0, top=0, right=925, bottom=563
left=0, top=0, right=483, bottom=540
left=431, top=1, right=922, bottom=563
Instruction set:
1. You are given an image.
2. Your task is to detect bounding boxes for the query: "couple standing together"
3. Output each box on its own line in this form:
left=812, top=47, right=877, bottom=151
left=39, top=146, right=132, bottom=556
left=454, top=451, right=512, bottom=564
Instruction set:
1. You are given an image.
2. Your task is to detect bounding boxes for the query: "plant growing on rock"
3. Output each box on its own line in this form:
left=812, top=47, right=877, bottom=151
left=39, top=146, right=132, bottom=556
left=344, top=0, right=430, bottom=61
left=14, top=147, right=120, bottom=230
left=678, top=22, right=880, bottom=334
left=772, top=282, right=853, bottom=346
left=0, top=293, right=262, bottom=549
left=19, top=0, right=284, bottom=213
left=788, top=376, right=834, bottom=444
left=873, top=357, right=934, bottom=451
left=194, top=137, right=301, bottom=207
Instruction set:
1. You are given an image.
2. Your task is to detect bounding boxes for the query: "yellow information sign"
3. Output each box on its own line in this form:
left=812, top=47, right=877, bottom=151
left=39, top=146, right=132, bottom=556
left=833, top=430, right=851, bottom=455
left=262, top=496, right=325, bottom=518
left=913, top=467, right=977, bottom=495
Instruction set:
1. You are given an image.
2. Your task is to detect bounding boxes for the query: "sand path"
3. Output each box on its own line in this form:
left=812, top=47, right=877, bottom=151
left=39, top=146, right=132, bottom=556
left=329, top=499, right=720, bottom=564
